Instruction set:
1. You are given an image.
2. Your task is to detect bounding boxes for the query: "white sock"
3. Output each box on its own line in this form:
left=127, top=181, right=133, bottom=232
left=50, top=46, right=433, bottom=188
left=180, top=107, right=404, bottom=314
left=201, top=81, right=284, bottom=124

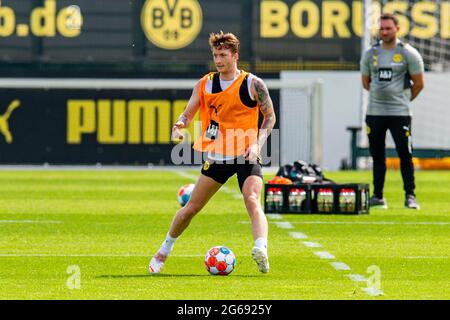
left=255, top=237, right=268, bottom=253
left=159, top=233, right=178, bottom=256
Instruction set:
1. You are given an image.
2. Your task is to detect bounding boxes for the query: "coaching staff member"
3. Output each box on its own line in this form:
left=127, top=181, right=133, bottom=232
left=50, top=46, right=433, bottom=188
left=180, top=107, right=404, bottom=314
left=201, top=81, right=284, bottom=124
left=361, top=13, right=424, bottom=209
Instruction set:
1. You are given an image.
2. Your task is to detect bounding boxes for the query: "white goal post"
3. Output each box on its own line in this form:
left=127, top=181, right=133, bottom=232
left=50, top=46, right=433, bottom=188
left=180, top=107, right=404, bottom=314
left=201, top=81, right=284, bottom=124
left=0, top=77, right=323, bottom=167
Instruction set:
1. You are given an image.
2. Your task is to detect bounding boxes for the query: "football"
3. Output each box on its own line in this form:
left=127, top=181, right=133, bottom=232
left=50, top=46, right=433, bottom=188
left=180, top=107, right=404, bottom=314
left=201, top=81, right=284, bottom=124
left=204, top=246, right=236, bottom=275
left=177, top=183, right=195, bottom=206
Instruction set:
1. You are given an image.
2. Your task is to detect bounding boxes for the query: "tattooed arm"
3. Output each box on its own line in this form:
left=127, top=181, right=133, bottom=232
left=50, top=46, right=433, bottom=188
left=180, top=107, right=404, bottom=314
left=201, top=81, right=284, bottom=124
left=244, top=77, right=276, bottom=161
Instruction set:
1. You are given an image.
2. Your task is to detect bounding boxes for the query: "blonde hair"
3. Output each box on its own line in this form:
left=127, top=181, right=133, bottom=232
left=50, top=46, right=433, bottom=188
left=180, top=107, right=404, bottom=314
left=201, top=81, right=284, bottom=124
left=208, top=31, right=240, bottom=54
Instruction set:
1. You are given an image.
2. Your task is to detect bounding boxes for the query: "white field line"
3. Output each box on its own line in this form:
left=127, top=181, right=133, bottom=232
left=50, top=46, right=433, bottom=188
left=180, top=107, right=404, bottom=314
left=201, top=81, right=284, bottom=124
left=266, top=214, right=385, bottom=296
left=0, top=165, right=280, bottom=173
left=348, top=274, right=367, bottom=282
left=174, top=171, right=199, bottom=181
left=175, top=171, right=243, bottom=199
left=274, top=221, right=294, bottom=229
left=0, top=165, right=205, bottom=171
left=0, top=220, right=61, bottom=224
left=265, top=214, right=283, bottom=220
left=403, top=256, right=449, bottom=259
left=288, top=232, right=308, bottom=239
left=302, top=241, right=322, bottom=248
left=0, top=78, right=312, bottom=90
left=0, top=253, right=202, bottom=257
left=363, top=288, right=385, bottom=297
left=289, top=221, right=450, bottom=226
left=314, top=251, right=335, bottom=259
left=330, top=262, right=352, bottom=271
left=176, top=170, right=385, bottom=296
left=221, top=186, right=243, bottom=199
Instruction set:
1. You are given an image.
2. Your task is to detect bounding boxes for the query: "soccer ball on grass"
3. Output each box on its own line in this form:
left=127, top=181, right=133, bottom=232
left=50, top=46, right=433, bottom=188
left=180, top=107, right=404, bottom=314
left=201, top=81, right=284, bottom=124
left=204, top=246, right=236, bottom=275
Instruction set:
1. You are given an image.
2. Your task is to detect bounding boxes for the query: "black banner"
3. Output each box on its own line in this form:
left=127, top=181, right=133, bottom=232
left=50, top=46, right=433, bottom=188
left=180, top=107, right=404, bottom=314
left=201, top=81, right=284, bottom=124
left=0, top=87, right=280, bottom=165
left=0, top=0, right=447, bottom=76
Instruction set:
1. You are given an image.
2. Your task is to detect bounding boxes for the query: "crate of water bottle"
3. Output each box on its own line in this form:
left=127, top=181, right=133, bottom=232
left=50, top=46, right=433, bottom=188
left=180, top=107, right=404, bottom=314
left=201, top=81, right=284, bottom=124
left=264, top=184, right=285, bottom=213
left=335, top=184, right=369, bottom=214
left=264, top=183, right=369, bottom=214
left=311, top=183, right=370, bottom=214
left=264, top=184, right=312, bottom=214
left=337, top=183, right=369, bottom=214
left=311, top=186, right=335, bottom=214
left=286, top=185, right=312, bottom=213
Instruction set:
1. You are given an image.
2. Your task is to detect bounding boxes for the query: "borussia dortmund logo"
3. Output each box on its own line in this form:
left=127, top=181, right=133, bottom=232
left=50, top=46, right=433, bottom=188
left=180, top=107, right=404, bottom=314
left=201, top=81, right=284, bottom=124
left=203, top=160, right=210, bottom=171
left=393, top=53, right=403, bottom=63
left=141, top=0, right=203, bottom=50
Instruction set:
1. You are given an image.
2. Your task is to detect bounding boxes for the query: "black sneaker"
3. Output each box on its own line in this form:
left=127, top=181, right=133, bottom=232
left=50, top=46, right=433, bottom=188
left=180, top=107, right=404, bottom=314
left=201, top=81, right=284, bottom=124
left=405, top=195, right=420, bottom=210
left=369, top=196, right=388, bottom=209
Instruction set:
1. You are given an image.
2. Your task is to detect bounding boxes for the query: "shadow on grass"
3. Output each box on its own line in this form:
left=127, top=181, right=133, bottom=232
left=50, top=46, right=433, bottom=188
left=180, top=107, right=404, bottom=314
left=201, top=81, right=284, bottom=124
left=97, top=274, right=260, bottom=279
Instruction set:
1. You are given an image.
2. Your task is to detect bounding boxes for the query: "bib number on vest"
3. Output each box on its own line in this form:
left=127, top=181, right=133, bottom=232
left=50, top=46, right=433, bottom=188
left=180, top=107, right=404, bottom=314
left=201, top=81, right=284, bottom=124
left=378, top=68, right=393, bottom=81
left=205, top=120, right=219, bottom=140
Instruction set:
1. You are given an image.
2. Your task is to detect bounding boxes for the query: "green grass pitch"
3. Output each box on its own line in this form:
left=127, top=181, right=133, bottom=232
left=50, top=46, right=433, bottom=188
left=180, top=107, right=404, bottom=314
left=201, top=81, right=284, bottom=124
left=0, top=169, right=449, bottom=299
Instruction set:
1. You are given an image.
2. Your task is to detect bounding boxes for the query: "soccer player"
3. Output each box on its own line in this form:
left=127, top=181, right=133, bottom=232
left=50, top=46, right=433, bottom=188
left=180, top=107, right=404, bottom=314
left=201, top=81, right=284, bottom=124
left=360, top=13, right=424, bottom=209
left=149, top=31, right=276, bottom=274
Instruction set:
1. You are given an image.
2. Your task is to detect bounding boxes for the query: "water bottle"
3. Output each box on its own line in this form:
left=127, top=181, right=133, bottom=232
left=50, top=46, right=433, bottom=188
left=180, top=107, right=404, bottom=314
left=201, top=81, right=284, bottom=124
left=274, top=188, right=284, bottom=212
left=317, top=188, right=324, bottom=212
left=316, top=189, right=323, bottom=212
left=298, top=188, right=306, bottom=210
left=289, top=188, right=304, bottom=211
left=326, top=189, right=334, bottom=212
left=339, top=188, right=356, bottom=213
left=347, top=189, right=356, bottom=212
left=361, top=189, right=367, bottom=211
left=318, top=188, right=333, bottom=213
left=266, top=188, right=275, bottom=212
left=339, top=189, right=348, bottom=213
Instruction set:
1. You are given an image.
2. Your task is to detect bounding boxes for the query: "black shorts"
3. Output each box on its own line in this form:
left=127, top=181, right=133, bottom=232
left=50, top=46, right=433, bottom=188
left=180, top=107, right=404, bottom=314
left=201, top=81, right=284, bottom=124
left=200, top=156, right=263, bottom=192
